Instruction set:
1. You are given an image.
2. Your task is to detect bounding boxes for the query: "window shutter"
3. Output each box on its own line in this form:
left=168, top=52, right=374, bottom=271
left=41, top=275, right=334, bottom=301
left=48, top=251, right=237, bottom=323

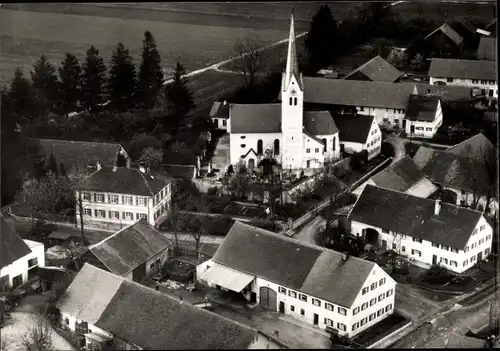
left=94, top=209, right=98, bottom=217
left=121, top=196, right=124, bottom=204
left=93, top=193, right=96, bottom=202
left=122, top=212, right=125, bottom=219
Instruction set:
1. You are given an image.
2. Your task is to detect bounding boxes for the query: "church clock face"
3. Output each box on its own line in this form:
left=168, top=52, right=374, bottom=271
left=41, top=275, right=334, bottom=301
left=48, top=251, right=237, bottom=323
left=291, top=89, right=297, bottom=96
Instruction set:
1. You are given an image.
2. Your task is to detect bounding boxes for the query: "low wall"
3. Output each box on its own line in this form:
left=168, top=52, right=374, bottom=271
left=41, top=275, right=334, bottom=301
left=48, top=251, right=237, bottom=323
left=366, top=320, right=412, bottom=349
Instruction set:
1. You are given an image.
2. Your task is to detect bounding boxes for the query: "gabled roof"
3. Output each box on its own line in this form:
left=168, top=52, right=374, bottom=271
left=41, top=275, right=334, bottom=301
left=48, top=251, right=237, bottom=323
left=212, top=221, right=376, bottom=308
left=89, top=220, right=172, bottom=276
left=303, top=111, right=338, bottom=136
left=405, top=94, right=440, bottom=122
left=0, top=215, right=32, bottom=270
left=413, top=83, right=472, bottom=101
left=485, top=18, right=497, bottom=36
left=477, top=37, right=497, bottom=61
left=428, top=58, right=497, bottom=81
left=348, top=185, right=483, bottom=250
left=371, top=156, right=429, bottom=193
left=229, top=104, right=281, bottom=134
left=162, top=164, right=196, bottom=179
left=425, top=23, right=464, bottom=46
left=344, top=56, right=402, bottom=83
left=209, top=101, right=230, bottom=119
left=446, top=133, right=495, bottom=158
left=301, top=77, right=417, bottom=109
left=333, top=114, right=375, bottom=144
left=33, top=138, right=128, bottom=173
left=78, top=167, right=169, bottom=196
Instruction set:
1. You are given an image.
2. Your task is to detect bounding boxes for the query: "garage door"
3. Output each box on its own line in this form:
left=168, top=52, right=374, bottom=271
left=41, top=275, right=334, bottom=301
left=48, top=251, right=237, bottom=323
left=259, top=287, right=277, bottom=310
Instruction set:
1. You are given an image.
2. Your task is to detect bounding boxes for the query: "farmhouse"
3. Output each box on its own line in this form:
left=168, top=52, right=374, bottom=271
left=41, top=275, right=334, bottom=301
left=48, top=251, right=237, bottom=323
left=333, top=114, right=382, bottom=160
left=197, top=221, right=396, bottom=338
left=404, top=94, right=443, bottom=139
left=476, top=37, right=497, bottom=61
left=209, top=101, right=230, bottom=131
left=57, top=263, right=279, bottom=350
left=75, top=166, right=171, bottom=230
left=428, top=58, right=497, bottom=99
left=81, top=219, right=172, bottom=282
left=349, top=185, right=493, bottom=274
left=424, top=23, right=464, bottom=57
left=343, top=55, right=402, bottom=83
left=0, top=215, right=45, bottom=290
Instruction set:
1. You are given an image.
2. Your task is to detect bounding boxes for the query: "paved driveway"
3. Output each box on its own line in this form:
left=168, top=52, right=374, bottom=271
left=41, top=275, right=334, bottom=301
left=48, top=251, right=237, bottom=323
left=384, top=134, right=408, bottom=164
left=292, top=216, right=325, bottom=246
left=211, top=133, right=230, bottom=171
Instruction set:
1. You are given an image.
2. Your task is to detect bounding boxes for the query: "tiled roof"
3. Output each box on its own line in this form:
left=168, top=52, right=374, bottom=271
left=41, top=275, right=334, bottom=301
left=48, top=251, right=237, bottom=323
left=413, top=83, right=472, bottom=101
left=229, top=104, right=281, bottom=134
left=344, top=56, right=402, bottom=83
left=209, top=101, right=230, bottom=119
left=428, top=58, right=497, bottom=81
left=348, top=185, right=483, bottom=250
left=78, top=167, right=169, bottom=196
left=89, top=219, right=172, bottom=276
left=371, top=156, right=428, bottom=193
left=33, top=138, right=128, bottom=174
left=303, top=111, right=338, bottom=136
left=446, top=133, right=495, bottom=158
left=0, top=215, right=32, bottom=270
left=425, top=23, right=464, bottom=46
left=477, top=37, right=497, bottom=61
left=333, top=114, right=375, bottom=144
left=162, top=164, right=196, bottom=179
left=405, top=95, right=440, bottom=122
left=212, top=221, right=376, bottom=308
left=302, top=77, right=417, bottom=109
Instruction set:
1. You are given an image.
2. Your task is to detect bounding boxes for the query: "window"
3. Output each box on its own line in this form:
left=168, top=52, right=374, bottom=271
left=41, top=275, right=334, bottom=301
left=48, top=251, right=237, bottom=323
left=485, top=248, right=491, bottom=255
left=84, top=208, right=92, bottom=217
left=289, top=97, right=293, bottom=105
left=392, top=243, right=397, bottom=250
left=240, top=144, right=246, bottom=148
left=489, top=80, right=495, bottom=85
left=122, top=196, right=133, bottom=205
left=222, top=119, right=227, bottom=126
left=324, top=318, right=333, bottom=327
left=352, top=322, right=359, bottom=331
left=279, top=287, right=287, bottom=294
left=371, top=282, right=377, bottom=290
left=361, top=302, right=368, bottom=311
left=274, top=139, right=280, bottom=155
left=480, top=225, right=485, bottom=231
left=140, top=213, right=147, bottom=220
left=306, top=148, right=311, bottom=153
left=385, top=304, right=393, bottom=312
left=299, top=294, right=307, bottom=302
left=472, top=79, right=479, bottom=84
left=362, top=287, right=369, bottom=295
left=289, top=290, right=297, bottom=298
left=291, top=305, right=295, bottom=312
left=382, top=229, right=389, bottom=234
left=149, top=262, right=155, bottom=269
left=440, top=258, right=448, bottom=265
left=338, top=307, right=347, bottom=315
left=377, top=309, right=384, bottom=317
left=432, top=243, right=439, bottom=248
left=411, top=249, right=422, bottom=257
left=394, top=119, right=399, bottom=124
left=360, top=106, right=364, bottom=111
left=378, top=294, right=384, bottom=302
left=479, top=239, right=484, bottom=245
left=361, top=318, right=367, bottom=326
left=28, top=258, right=38, bottom=268
left=464, top=246, right=469, bottom=252
left=240, top=136, right=246, bottom=139
left=108, top=194, right=119, bottom=204
left=124, top=212, right=133, bottom=220
left=450, top=261, right=458, bottom=267
left=83, top=192, right=91, bottom=201
left=294, top=97, right=297, bottom=106
left=463, top=260, right=468, bottom=267
left=451, top=248, right=458, bottom=253
left=481, top=80, right=487, bottom=84
left=332, top=137, right=336, bottom=151
left=337, top=323, right=346, bottom=331
left=369, top=313, right=375, bottom=321
left=412, top=238, right=422, bottom=243
left=370, top=298, right=376, bottom=306
left=402, top=246, right=406, bottom=252
left=379, top=278, right=386, bottom=286
left=312, top=298, right=320, bottom=306
left=94, top=209, right=106, bottom=218
left=325, top=303, right=334, bottom=311
left=472, top=243, right=477, bottom=249
left=471, top=256, right=476, bottom=262
left=300, top=308, right=305, bottom=316
left=353, top=307, right=360, bottom=315
left=383, top=118, right=389, bottom=122
left=257, top=140, right=263, bottom=155
left=138, top=197, right=147, bottom=206
left=426, top=128, right=432, bottom=131
left=95, top=193, right=105, bottom=203
left=386, top=289, right=393, bottom=297
left=447, top=78, right=453, bottom=83
left=65, top=318, right=69, bottom=325
left=315, top=148, right=319, bottom=153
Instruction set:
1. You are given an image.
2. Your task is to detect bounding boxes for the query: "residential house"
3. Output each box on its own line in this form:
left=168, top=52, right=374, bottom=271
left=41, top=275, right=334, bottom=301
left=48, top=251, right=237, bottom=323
left=33, top=138, right=131, bottom=178
left=348, top=185, right=494, bottom=273
left=428, top=58, right=497, bottom=99
left=353, top=156, right=438, bottom=198
left=424, top=23, right=464, bottom=57
left=209, top=101, right=230, bottom=131
left=197, top=221, right=396, bottom=338
left=75, top=166, right=171, bottom=230
left=343, top=55, right=402, bottom=83
left=333, top=114, right=382, bottom=160
left=57, top=263, right=281, bottom=350
left=162, top=164, right=198, bottom=180
left=404, top=94, right=443, bottom=139
left=413, top=133, right=498, bottom=216
left=476, top=37, right=497, bottom=61
left=81, top=219, right=172, bottom=282
left=0, top=215, right=45, bottom=290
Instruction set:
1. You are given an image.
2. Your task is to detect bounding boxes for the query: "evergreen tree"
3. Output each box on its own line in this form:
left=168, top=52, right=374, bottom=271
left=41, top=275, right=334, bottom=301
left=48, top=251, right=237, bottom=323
left=58, top=53, right=82, bottom=118
left=138, top=31, right=164, bottom=110
left=59, top=162, right=67, bottom=178
left=81, top=46, right=107, bottom=115
left=164, top=62, right=195, bottom=133
left=305, top=5, right=339, bottom=72
left=107, top=42, right=137, bottom=112
left=30, top=54, right=58, bottom=120
left=6, top=68, right=36, bottom=124
left=46, top=153, right=59, bottom=176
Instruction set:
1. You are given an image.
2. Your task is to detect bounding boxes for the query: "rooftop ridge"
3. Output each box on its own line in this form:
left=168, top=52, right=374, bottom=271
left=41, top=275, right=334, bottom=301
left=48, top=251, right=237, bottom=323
left=445, top=133, right=488, bottom=152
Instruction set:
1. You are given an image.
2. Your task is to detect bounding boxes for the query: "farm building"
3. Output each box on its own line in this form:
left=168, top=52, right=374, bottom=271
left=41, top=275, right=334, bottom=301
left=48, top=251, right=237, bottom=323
left=343, top=55, right=402, bottom=83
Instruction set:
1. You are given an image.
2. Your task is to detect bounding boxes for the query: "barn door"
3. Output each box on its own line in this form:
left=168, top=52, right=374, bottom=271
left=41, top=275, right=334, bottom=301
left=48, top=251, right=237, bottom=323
left=259, top=287, right=277, bottom=310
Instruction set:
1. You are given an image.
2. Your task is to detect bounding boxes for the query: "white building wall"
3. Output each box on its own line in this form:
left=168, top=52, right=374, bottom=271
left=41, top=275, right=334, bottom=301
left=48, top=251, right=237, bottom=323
left=339, top=119, right=381, bottom=161
left=462, top=215, right=494, bottom=270
left=302, top=135, right=325, bottom=169
left=229, top=133, right=283, bottom=167
left=316, top=133, right=341, bottom=162
left=145, top=250, right=168, bottom=276
left=442, top=185, right=499, bottom=217
left=0, top=240, right=45, bottom=288
left=211, top=117, right=228, bottom=131
left=429, top=77, right=498, bottom=98
left=358, top=106, right=407, bottom=130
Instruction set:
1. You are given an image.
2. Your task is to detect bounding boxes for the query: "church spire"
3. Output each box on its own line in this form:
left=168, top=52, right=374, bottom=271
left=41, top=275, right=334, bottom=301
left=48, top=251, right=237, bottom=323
left=285, top=9, right=301, bottom=89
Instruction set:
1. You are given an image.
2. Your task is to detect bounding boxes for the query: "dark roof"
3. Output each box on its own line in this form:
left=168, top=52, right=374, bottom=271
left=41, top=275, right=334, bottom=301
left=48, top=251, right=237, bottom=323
left=229, top=104, right=281, bottom=134
left=209, top=101, right=230, bottom=119
left=405, top=95, right=440, bottom=122
left=301, top=77, right=417, bottom=109
left=95, top=276, right=257, bottom=350
left=303, top=111, right=338, bottom=136
left=425, top=23, right=464, bottom=46
left=0, top=215, right=32, bottom=270
left=413, top=83, right=472, bottom=101
left=477, top=37, right=497, bottom=61
left=344, top=56, right=401, bottom=83
left=485, top=18, right=497, bottom=35
left=446, top=133, right=495, bottom=159
left=213, top=222, right=376, bottom=308
left=348, top=185, right=483, bottom=250
left=199, top=243, right=219, bottom=258
left=428, top=58, right=497, bottom=81
left=89, top=220, right=172, bottom=276
left=162, top=164, right=196, bottom=179
left=78, top=167, right=169, bottom=196
left=371, top=156, right=427, bottom=193
left=333, top=114, right=375, bottom=144
left=34, top=138, right=127, bottom=173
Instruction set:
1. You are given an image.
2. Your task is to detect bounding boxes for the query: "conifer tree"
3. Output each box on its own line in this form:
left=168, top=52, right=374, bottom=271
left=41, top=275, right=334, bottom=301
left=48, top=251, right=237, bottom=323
left=81, top=46, right=107, bottom=115
left=58, top=53, right=82, bottom=118
left=107, top=42, right=137, bottom=112
left=138, top=31, right=164, bottom=109
left=164, top=62, right=195, bottom=132
left=305, top=5, right=339, bottom=72
left=7, top=68, right=36, bottom=123
left=31, top=54, right=58, bottom=120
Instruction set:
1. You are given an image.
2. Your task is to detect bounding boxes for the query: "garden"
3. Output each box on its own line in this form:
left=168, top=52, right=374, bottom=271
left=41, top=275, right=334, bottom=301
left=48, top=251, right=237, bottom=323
left=161, top=259, right=196, bottom=284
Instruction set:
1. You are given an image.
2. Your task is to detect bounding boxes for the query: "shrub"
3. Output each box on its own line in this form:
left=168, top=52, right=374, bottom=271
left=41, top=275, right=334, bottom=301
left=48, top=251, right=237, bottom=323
left=422, top=264, right=452, bottom=285
left=381, top=141, right=395, bottom=157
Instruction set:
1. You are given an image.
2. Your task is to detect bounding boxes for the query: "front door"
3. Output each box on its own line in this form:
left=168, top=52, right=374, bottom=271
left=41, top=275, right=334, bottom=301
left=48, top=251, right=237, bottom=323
left=259, top=287, right=277, bottom=310
left=402, top=120, right=407, bottom=129
left=477, top=252, right=483, bottom=262
left=314, top=313, right=319, bottom=326
left=306, top=160, right=311, bottom=168
left=279, top=301, right=285, bottom=313
left=214, top=119, right=218, bottom=128
left=432, top=255, right=437, bottom=265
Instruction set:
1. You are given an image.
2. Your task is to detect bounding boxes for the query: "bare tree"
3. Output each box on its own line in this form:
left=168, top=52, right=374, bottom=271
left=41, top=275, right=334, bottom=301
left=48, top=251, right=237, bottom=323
left=233, top=33, right=267, bottom=87
left=21, top=314, right=54, bottom=351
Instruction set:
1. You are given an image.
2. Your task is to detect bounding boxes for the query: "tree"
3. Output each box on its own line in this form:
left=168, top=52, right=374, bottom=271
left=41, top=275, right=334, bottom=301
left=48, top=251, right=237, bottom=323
left=58, top=53, right=82, bottom=118
left=163, top=62, right=195, bottom=132
left=464, top=144, right=497, bottom=213
left=138, top=31, right=164, bottom=109
left=20, top=313, right=54, bottom=351
left=410, top=53, right=425, bottom=71
left=138, top=147, right=163, bottom=171
left=31, top=54, right=58, bottom=121
left=229, top=172, right=251, bottom=199
left=81, top=46, right=107, bottom=116
left=45, top=153, right=59, bottom=176
left=63, top=240, right=87, bottom=270
left=6, top=68, right=36, bottom=124
left=126, top=133, right=163, bottom=161
left=107, top=42, right=137, bottom=112
left=233, top=33, right=266, bottom=87
left=305, top=5, right=338, bottom=72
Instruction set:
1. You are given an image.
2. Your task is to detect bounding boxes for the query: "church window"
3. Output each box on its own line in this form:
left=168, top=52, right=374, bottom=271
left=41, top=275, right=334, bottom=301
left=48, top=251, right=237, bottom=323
left=332, top=137, right=336, bottom=151
left=240, top=136, right=246, bottom=139
left=289, top=97, right=293, bottom=106
left=294, top=98, right=297, bottom=106
left=322, top=138, right=327, bottom=152
left=257, top=140, right=263, bottom=155
left=240, top=144, right=246, bottom=148
left=274, top=139, right=280, bottom=155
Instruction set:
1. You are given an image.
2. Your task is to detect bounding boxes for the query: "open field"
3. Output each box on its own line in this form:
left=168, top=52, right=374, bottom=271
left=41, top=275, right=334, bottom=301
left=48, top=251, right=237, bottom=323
left=393, top=1, right=496, bottom=23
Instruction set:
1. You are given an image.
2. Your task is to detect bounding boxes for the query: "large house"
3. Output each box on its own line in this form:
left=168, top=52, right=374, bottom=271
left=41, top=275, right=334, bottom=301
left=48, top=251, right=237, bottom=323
left=476, top=37, right=497, bottom=61
left=428, top=58, right=497, bottom=99
left=228, top=13, right=340, bottom=172
left=343, top=56, right=402, bottom=83
left=333, top=114, right=382, bottom=160
left=57, top=263, right=280, bottom=350
left=349, top=185, right=494, bottom=273
left=197, top=221, right=396, bottom=338
left=0, top=215, right=45, bottom=290
left=404, top=94, right=443, bottom=139
left=75, top=166, right=171, bottom=230
left=81, top=219, right=172, bottom=282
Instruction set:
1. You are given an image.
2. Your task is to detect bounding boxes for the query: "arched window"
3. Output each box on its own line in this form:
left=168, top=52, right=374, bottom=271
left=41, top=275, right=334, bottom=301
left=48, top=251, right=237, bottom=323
left=294, top=97, right=297, bottom=106
left=289, top=97, right=293, bottom=106
left=257, top=139, right=263, bottom=155
left=332, top=137, right=336, bottom=151
left=274, top=139, right=280, bottom=155
left=322, top=138, right=327, bottom=152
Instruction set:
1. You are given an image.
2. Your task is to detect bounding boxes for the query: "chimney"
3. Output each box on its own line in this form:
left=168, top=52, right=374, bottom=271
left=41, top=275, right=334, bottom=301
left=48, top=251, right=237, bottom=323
left=139, top=166, right=146, bottom=173
left=96, top=161, right=102, bottom=170
left=435, top=200, right=441, bottom=216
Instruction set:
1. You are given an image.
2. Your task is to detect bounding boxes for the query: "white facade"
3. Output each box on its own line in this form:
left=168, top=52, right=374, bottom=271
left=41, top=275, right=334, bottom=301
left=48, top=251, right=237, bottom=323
left=339, top=118, right=382, bottom=161
left=441, top=185, right=499, bottom=217
left=429, top=77, right=498, bottom=99
left=0, top=240, right=45, bottom=289
left=212, top=117, right=228, bottom=131
left=230, top=133, right=282, bottom=170
left=358, top=106, right=407, bottom=131
left=405, top=100, right=443, bottom=139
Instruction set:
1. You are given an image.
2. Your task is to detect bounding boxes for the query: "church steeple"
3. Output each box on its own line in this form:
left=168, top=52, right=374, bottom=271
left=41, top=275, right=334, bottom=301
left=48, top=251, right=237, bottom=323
left=284, top=9, right=302, bottom=90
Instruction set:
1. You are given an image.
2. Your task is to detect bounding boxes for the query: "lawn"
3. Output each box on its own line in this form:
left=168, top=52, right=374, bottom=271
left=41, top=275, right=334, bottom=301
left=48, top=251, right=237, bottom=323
left=393, top=1, right=496, bottom=23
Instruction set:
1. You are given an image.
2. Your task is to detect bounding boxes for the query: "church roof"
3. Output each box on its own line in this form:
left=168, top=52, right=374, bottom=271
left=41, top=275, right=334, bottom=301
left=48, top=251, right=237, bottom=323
left=303, top=111, right=338, bottom=136
left=333, top=114, right=375, bottom=144
left=284, top=11, right=302, bottom=90
left=229, top=104, right=282, bottom=134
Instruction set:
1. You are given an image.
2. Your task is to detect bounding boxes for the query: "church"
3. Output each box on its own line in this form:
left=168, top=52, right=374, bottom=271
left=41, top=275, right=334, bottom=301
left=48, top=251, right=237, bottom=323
left=228, top=12, right=341, bottom=173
